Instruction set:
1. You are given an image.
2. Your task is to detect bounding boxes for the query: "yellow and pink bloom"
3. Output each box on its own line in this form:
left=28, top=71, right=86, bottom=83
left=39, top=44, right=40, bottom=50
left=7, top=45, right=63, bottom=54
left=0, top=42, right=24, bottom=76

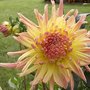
left=0, top=0, right=90, bottom=90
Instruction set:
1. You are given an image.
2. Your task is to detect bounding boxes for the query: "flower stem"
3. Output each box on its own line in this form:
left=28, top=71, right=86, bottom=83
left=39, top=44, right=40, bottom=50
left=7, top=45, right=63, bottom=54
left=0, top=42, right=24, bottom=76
left=30, top=84, right=38, bottom=90
left=23, top=76, right=27, bottom=90
left=42, top=82, right=49, bottom=90
left=19, top=43, right=27, bottom=90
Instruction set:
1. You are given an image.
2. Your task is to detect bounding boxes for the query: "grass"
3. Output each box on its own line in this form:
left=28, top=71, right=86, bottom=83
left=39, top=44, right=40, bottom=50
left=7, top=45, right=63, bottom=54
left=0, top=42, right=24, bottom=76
left=0, top=0, right=90, bottom=90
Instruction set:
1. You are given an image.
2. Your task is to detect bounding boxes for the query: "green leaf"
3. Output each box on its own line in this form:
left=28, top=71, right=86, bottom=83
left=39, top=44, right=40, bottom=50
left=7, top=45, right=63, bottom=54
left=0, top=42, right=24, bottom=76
left=8, top=78, right=17, bottom=89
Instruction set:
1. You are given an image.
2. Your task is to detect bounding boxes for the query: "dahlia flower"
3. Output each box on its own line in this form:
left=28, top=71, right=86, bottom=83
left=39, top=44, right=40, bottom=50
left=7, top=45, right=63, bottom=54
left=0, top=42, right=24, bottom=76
left=0, top=0, right=90, bottom=90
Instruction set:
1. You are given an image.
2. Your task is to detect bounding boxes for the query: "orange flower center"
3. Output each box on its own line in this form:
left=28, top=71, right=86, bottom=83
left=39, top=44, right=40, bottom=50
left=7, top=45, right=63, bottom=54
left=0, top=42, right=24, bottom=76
left=36, top=32, right=72, bottom=60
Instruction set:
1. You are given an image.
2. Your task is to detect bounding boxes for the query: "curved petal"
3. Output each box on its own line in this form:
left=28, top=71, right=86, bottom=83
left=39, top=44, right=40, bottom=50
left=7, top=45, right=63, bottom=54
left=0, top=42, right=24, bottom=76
left=0, top=63, right=17, bottom=68
left=76, top=29, right=87, bottom=36
left=18, top=49, right=36, bottom=61
left=85, top=65, right=90, bottom=72
left=32, top=64, right=47, bottom=85
left=69, top=61, right=86, bottom=82
left=18, top=13, right=38, bottom=28
left=13, top=35, right=35, bottom=48
left=43, top=64, right=54, bottom=83
left=53, top=67, right=68, bottom=89
left=22, top=54, right=37, bottom=72
left=51, top=0, right=56, bottom=18
left=67, top=15, right=75, bottom=27
left=58, top=0, right=63, bottom=16
left=64, top=9, right=74, bottom=19
left=87, top=31, right=90, bottom=38
left=74, top=9, right=78, bottom=17
left=50, top=78, right=54, bottom=90
left=81, top=47, right=90, bottom=54
left=68, top=71, right=74, bottom=90
left=34, top=9, right=43, bottom=26
left=16, top=59, right=28, bottom=69
left=19, top=65, right=39, bottom=77
left=44, top=4, right=48, bottom=24
left=7, top=49, right=28, bottom=56
left=72, top=15, right=86, bottom=32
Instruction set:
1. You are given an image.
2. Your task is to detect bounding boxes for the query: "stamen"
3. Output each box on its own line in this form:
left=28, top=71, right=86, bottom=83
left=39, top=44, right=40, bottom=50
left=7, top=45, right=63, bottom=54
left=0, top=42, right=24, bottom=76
left=36, top=32, right=72, bottom=61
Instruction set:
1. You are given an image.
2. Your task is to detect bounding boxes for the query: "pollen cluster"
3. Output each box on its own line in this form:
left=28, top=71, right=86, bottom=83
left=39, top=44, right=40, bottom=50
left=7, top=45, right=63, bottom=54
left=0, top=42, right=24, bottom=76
left=37, top=32, right=72, bottom=60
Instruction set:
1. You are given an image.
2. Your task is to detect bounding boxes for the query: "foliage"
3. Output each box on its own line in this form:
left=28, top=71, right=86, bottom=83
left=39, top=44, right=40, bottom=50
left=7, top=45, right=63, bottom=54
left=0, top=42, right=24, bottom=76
left=9, top=16, right=26, bottom=33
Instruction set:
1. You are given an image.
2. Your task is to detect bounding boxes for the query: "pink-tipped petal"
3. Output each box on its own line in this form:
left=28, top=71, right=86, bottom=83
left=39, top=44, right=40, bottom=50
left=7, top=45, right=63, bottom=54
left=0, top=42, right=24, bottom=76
left=51, top=0, right=55, bottom=5
left=81, top=47, right=90, bottom=53
left=69, top=62, right=86, bottom=82
left=44, top=4, right=48, bottom=24
left=43, top=65, right=54, bottom=83
left=34, top=9, right=43, bottom=26
left=51, top=0, right=56, bottom=17
left=7, top=49, right=28, bottom=56
left=64, top=9, right=74, bottom=19
left=18, top=32, right=30, bottom=38
left=50, top=78, right=54, bottom=90
left=16, top=59, right=28, bottom=69
left=18, top=13, right=37, bottom=28
left=0, top=63, right=17, bottom=68
left=69, top=72, right=74, bottom=90
left=13, top=36, right=33, bottom=48
left=73, top=15, right=86, bottom=31
left=19, top=65, right=39, bottom=77
left=58, top=0, right=63, bottom=16
left=53, top=68, right=68, bottom=89
left=76, top=29, right=87, bottom=35
left=53, top=72, right=63, bottom=88
left=85, top=65, right=90, bottom=72
left=74, top=9, right=78, bottom=17
left=67, top=15, right=75, bottom=26
left=87, top=31, right=90, bottom=38
left=32, top=64, right=47, bottom=85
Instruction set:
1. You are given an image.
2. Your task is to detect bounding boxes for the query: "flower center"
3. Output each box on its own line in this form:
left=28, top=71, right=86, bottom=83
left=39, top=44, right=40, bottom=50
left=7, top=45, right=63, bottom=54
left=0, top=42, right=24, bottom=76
left=36, top=32, right=72, bottom=60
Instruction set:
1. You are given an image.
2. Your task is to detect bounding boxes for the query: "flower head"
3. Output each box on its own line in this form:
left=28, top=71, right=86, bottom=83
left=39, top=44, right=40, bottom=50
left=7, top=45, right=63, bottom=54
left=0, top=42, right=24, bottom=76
left=0, top=0, right=90, bottom=90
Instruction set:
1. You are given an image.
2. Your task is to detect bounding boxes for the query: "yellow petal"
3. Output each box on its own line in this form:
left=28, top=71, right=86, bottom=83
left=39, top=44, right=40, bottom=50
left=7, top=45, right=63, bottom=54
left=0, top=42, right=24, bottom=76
left=22, top=54, right=37, bottom=72
left=51, top=0, right=56, bottom=18
left=43, top=64, right=54, bottom=83
left=18, top=49, right=35, bottom=61
left=19, top=65, right=39, bottom=77
left=7, top=49, right=28, bottom=56
left=32, top=64, right=47, bottom=85
left=13, top=36, right=32, bottom=48
left=69, top=61, right=86, bottom=82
